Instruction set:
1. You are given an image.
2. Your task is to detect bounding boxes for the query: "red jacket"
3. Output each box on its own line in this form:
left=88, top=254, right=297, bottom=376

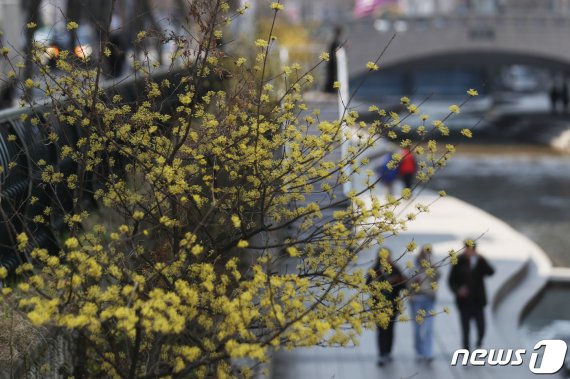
left=399, top=150, right=416, bottom=175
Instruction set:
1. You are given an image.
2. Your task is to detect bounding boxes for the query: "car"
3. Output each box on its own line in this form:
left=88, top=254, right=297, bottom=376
left=33, top=24, right=97, bottom=66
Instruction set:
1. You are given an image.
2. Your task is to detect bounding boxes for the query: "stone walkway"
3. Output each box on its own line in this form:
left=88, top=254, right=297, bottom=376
left=272, top=191, right=552, bottom=379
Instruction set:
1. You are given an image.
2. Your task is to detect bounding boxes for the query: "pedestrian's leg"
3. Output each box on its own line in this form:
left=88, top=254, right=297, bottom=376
left=474, top=307, right=486, bottom=348
left=404, top=174, right=413, bottom=189
left=377, top=324, right=391, bottom=366
left=423, top=297, right=435, bottom=358
left=411, top=300, right=422, bottom=357
left=378, top=325, right=392, bottom=357
left=385, top=317, right=395, bottom=356
left=377, top=327, right=384, bottom=357
left=458, top=305, right=471, bottom=350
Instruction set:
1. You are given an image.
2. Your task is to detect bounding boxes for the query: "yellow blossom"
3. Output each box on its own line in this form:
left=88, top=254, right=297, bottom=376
left=231, top=215, right=241, bottom=228
left=270, top=2, right=284, bottom=10
left=461, top=129, right=473, bottom=138
left=286, top=247, right=299, bottom=257
left=366, top=61, right=379, bottom=71
left=17, top=233, right=28, bottom=252
left=448, top=104, right=460, bottom=114
left=65, top=237, right=79, bottom=249
left=18, top=282, right=30, bottom=293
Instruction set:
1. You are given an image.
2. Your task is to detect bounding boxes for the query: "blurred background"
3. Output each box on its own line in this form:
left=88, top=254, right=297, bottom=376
left=0, top=0, right=569, bottom=349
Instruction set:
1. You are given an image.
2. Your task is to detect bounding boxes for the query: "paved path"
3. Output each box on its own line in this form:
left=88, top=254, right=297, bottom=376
left=273, top=192, right=552, bottom=379
left=271, top=96, right=554, bottom=379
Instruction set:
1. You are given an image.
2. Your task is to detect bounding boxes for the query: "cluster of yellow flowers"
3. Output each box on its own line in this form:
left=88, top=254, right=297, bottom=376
left=0, top=1, right=477, bottom=377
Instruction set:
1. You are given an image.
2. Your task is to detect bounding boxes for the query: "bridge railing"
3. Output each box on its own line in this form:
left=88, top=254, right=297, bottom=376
left=369, top=13, right=570, bottom=35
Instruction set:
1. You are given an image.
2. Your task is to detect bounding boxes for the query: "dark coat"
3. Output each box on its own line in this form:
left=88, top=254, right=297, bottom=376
left=324, top=38, right=340, bottom=93
left=367, top=260, right=407, bottom=302
left=448, top=253, right=495, bottom=307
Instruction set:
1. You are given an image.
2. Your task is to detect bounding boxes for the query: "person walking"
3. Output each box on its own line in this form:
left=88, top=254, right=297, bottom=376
left=550, top=84, right=560, bottom=114
left=367, top=249, right=407, bottom=366
left=399, top=148, right=417, bottom=191
left=376, top=151, right=399, bottom=196
left=324, top=26, right=342, bottom=93
left=561, top=81, right=569, bottom=114
left=409, top=244, right=440, bottom=363
left=448, top=240, right=495, bottom=351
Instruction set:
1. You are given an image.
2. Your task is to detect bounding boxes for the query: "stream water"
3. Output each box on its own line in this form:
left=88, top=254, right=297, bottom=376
left=427, top=145, right=570, bottom=267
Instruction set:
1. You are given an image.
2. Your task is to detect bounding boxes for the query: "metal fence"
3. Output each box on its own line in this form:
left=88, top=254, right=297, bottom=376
left=4, top=331, right=75, bottom=379
left=0, top=67, right=186, bottom=378
left=0, top=67, right=183, bottom=277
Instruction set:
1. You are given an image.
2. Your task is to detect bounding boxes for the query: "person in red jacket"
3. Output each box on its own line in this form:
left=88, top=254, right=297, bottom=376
left=399, top=148, right=417, bottom=190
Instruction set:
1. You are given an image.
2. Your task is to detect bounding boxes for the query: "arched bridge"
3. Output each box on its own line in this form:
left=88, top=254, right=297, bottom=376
left=347, top=14, right=570, bottom=77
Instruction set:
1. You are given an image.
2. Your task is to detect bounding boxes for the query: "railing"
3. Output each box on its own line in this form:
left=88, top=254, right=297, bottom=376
left=0, top=67, right=184, bottom=277
left=367, top=13, right=570, bottom=34
left=0, top=67, right=187, bottom=379
left=9, top=332, right=75, bottom=379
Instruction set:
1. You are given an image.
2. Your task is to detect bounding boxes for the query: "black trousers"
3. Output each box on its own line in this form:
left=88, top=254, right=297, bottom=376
left=458, top=303, right=485, bottom=350
left=377, top=317, right=396, bottom=357
left=402, top=173, right=414, bottom=189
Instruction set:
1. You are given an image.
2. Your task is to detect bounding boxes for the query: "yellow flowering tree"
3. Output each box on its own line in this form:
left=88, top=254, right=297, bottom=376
left=0, top=1, right=475, bottom=377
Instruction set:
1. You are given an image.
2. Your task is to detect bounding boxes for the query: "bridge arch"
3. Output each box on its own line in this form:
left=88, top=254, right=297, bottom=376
left=347, top=15, right=570, bottom=78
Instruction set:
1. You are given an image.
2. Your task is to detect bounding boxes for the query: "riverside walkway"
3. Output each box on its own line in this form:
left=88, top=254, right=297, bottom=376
left=271, top=96, right=554, bottom=379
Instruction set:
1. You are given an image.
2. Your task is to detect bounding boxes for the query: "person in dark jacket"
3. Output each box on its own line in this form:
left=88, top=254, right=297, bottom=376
left=550, top=84, right=560, bottom=114
left=367, top=249, right=407, bottom=366
left=324, top=26, right=342, bottom=93
left=562, top=81, right=569, bottom=114
left=376, top=151, right=398, bottom=196
left=448, top=240, right=495, bottom=351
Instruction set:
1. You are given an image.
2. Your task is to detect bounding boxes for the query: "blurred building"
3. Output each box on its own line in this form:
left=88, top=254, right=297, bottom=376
left=398, top=0, right=456, bottom=15
left=284, top=0, right=354, bottom=23
left=351, top=0, right=570, bottom=18
left=453, top=0, right=570, bottom=14
left=501, top=0, right=570, bottom=13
